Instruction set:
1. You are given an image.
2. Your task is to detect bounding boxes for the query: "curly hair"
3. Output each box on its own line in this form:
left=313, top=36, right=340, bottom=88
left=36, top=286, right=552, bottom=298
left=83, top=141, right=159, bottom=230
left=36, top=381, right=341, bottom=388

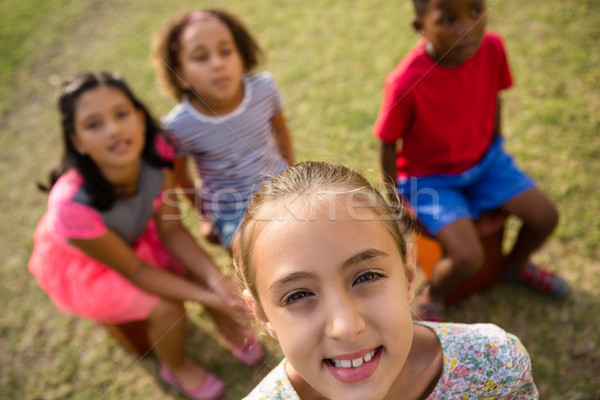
left=412, top=0, right=430, bottom=18
left=152, top=8, right=264, bottom=102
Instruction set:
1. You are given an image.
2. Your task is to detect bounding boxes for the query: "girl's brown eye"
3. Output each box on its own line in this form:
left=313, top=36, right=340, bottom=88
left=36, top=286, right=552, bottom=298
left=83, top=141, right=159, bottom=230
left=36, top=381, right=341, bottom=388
left=354, top=271, right=384, bottom=285
left=192, top=53, right=209, bottom=62
left=116, top=110, right=130, bottom=119
left=282, top=290, right=312, bottom=306
left=86, top=120, right=102, bottom=130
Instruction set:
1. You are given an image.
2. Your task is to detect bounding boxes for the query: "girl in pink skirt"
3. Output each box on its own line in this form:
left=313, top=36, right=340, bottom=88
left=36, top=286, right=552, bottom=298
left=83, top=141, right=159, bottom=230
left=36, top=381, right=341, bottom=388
left=29, top=72, right=261, bottom=400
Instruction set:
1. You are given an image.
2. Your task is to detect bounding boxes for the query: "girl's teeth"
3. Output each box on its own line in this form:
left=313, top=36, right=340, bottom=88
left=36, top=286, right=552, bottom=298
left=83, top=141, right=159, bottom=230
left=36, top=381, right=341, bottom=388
left=331, top=349, right=377, bottom=368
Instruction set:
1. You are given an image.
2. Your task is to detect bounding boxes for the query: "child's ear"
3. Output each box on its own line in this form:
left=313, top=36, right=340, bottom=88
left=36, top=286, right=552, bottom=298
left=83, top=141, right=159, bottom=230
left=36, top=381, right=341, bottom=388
left=404, top=239, right=418, bottom=302
left=412, top=18, right=425, bottom=36
left=243, top=289, right=278, bottom=340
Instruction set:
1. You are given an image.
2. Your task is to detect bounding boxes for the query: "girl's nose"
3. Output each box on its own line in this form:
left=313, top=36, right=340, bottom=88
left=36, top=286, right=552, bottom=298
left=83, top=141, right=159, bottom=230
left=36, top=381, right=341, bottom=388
left=106, top=119, right=122, bottom=138
left=211, top=54, right=225, bottom=68
left=324, top=294, right=366, bottom=340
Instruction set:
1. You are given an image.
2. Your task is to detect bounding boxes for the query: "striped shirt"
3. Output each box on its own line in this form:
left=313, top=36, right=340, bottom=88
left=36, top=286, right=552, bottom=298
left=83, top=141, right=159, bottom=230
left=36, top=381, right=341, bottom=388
left=162, top=72, right=289, bottom=212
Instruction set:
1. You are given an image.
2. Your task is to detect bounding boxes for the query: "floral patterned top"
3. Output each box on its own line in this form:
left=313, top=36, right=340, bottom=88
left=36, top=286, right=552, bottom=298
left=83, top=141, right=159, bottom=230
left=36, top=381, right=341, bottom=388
left=243, top=322, right=539, bottom=399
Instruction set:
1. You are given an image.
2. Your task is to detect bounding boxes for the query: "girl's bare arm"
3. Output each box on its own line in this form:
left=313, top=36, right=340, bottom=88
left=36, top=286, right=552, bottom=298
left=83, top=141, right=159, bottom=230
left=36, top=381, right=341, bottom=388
left=271, top=111, right=294, bottom=165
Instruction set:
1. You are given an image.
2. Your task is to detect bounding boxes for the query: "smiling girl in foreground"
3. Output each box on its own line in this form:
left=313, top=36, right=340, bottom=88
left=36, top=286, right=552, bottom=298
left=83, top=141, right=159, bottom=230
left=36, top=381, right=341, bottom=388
left=29, top=72, right=263, bottom=400
left=233, top=161, right=538, bottom=400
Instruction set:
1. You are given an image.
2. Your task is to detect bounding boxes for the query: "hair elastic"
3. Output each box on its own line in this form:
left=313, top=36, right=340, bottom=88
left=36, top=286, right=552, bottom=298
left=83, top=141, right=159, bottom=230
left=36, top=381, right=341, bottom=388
left=169, top=10, right=216, bottom=64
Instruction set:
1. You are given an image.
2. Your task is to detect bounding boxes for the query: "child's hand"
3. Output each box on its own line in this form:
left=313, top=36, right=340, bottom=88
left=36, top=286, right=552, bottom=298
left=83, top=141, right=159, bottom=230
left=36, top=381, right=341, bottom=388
left=208, top=276, right=234, bottom=298
left=203, top=290, right=251, bottom=321
left=206, top=278, right=252, bottom=320
left=226, top=294, right=253, bottom=321
left=199, top=218, right=221, bottom=244
left=218, top=286, right=252, bottom=320
left=200, top=291, right=235, bottom=315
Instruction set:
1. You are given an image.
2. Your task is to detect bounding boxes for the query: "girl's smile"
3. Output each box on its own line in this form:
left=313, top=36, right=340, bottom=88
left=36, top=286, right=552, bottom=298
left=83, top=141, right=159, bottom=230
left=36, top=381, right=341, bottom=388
left=212, top=76, right=231, bottom=87
left=325, top=346, right=383, bottom=383
left=108, top=138, right=133, bottom=154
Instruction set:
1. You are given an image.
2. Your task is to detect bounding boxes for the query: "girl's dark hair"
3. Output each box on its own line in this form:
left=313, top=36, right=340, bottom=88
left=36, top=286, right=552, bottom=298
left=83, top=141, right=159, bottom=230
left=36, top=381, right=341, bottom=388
left=152, top=8, right=264, bottom=102
left=40, top=72, right=172, bottom=210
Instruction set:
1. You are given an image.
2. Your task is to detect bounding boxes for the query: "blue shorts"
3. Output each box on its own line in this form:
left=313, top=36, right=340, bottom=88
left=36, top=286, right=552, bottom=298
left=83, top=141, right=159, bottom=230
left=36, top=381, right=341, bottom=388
left=210, top=207, right=246, bottom=249
left=398, top=137, right=535, bottom=235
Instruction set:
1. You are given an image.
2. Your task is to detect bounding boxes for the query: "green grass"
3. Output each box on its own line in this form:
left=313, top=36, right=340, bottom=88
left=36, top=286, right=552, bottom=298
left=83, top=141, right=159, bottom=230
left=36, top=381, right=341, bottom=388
left=1, top=0, right=599, bottom=399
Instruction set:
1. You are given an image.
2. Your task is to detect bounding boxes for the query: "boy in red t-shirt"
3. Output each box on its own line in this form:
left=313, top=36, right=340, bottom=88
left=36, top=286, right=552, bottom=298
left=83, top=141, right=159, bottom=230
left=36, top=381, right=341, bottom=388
left=374, top=0, right=569, bottom=321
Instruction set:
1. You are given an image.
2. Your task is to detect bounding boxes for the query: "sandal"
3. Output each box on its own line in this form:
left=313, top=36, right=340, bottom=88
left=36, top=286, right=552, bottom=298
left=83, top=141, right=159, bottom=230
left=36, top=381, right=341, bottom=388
left=159, top=364, right=225, bottom=400
left=227, top=333, right=264, bottom=366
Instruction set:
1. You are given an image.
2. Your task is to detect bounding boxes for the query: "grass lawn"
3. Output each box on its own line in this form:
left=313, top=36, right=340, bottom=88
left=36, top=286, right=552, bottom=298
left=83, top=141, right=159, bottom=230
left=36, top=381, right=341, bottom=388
left=1, top=0, right=599, bottom=398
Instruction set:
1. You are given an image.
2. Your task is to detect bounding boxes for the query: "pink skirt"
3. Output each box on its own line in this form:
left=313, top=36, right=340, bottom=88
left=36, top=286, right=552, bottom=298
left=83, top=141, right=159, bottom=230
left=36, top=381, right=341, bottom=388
left=29, top=214, right=186, bottom=324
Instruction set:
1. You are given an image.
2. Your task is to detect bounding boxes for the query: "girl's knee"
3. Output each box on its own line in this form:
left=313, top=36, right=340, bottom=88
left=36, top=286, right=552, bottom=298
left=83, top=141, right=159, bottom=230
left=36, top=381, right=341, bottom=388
left=149, top=299, right=186, bottom=324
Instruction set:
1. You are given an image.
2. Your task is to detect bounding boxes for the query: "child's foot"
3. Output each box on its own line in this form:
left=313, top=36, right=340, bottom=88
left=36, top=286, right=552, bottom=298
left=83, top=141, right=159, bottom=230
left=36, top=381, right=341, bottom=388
left=226, top=332, right=264, bottom=366
left=213, top=311, right=264, bottom=365
left=504, top=262, right=570, bottom=298
left=159, top=361, right=225, bottom=400
left=415, top=284, right=445, bottom=322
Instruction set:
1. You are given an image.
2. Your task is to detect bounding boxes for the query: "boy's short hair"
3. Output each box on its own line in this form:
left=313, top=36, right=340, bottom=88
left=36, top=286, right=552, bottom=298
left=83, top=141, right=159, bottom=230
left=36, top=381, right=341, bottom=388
left=412, top=0, right=429, bottom=18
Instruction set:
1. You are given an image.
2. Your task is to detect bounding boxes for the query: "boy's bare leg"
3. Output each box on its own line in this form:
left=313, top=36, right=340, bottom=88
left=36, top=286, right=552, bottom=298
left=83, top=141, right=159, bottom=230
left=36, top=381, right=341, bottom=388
left=498, top=187, right=569, bottom=297
left=500, top=187, right=558, bottom=271
left=429, top=218, right=484, bottom=299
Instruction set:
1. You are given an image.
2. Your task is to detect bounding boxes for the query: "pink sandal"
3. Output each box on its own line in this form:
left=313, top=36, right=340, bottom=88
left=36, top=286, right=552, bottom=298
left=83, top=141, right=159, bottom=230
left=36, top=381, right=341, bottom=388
left=227, top=333, right=264, bottom=366
left=159, top=364, right=225, bottom=400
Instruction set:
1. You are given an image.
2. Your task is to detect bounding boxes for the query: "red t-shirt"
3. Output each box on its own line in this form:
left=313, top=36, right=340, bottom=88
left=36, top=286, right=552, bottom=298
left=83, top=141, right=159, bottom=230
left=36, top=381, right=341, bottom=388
left=374, top=32, right=513, bottom=178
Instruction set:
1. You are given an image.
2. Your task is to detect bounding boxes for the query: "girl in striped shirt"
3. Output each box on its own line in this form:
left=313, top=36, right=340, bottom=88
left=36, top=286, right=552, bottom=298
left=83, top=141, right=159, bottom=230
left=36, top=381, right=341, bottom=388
left=153, top=8, right=294, bottom=250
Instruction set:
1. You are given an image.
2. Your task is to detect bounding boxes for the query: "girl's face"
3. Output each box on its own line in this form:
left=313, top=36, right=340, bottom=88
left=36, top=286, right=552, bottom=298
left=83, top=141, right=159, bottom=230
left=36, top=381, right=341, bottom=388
left=249, top=195, right=417, bottom=400
left=419, top=0, right=487, bottom=67
left=71, top=86, right=146, bottom=174
left=176, top=17, right=245, bottom=115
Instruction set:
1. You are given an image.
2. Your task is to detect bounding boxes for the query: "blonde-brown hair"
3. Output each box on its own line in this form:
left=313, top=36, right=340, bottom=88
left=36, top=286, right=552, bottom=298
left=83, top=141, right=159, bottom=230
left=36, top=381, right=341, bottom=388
left=151, top=8, right=264, bottom=102
left=232, top=161, right=409, bottom=302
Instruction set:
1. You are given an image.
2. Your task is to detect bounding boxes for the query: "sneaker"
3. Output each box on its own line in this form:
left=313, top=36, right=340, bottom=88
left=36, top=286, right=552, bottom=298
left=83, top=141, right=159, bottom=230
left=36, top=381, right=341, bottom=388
left=505, top=263, right=570, bottom=298
left=415, top=284, right=445, bottom=322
